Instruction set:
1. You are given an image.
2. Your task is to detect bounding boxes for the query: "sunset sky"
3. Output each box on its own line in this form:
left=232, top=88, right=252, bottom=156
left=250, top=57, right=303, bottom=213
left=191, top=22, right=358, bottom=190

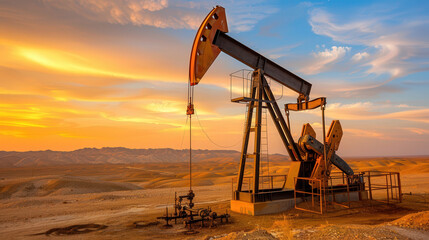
left=0, top=0, right=428, bottom=157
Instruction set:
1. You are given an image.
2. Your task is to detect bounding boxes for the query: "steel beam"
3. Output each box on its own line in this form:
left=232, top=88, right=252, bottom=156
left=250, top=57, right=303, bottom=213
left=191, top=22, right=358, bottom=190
left=261, top=82, right=297, bottom=162
left=236, top=84, right=256, bottom=192
left=262, top=74, right=303, bottom=162
left=285, top=97, right=326, bottom=111
left=252, top=70, right=263, bottom=195
left=213, top=30, right=312, bottom=98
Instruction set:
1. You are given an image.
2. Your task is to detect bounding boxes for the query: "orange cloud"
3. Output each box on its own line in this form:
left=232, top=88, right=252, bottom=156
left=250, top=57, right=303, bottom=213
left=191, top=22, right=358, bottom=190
left=18, top=47, right=146, bottom=79
left=0, top=0, right=426, bottom=157
left=5, top=43, right=174, bottom=83
left=43, top=0, right=200, bottom=29
left=344, top=128, right=384, bottom=139
left=403, top=128, right=429, bottom=135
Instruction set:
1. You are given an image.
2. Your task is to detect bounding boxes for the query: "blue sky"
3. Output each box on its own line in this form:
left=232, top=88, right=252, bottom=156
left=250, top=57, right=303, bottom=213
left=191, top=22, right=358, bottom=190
left=192, top=0, right=429, bottom=156
left=0, top=0, right=427, bottom=156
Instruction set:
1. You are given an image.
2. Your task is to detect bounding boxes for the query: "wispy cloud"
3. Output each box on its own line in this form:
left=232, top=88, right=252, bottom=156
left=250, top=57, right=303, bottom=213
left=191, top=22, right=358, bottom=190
left=309, top=8, right=429, bottom=91
left=300, top=46, right=351, bottom=74
left=382, top=109, right=429, bottom=124
left=224, top=1, right=278, bottom=32
left=403, top=127, right=429, bottom=135
left=343, top=128, right=408, bottom=141
left=344, top=128, right=384, bottom=139
left=0, top=0, right=426, bottom=155
left=42, top=0, right=277, bottom=32
left=352, top=52, right=369, bottom=62
left=42, top=0, right=200, bottom=29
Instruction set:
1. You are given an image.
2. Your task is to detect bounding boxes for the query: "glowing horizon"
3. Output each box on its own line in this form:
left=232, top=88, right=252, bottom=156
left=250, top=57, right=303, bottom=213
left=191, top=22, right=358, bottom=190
left=0, top=0, right=428, bottom=157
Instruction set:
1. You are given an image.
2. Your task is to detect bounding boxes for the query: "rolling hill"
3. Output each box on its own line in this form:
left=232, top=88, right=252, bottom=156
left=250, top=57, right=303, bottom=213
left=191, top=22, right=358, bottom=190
left=0, top=147, right=290, bottom=167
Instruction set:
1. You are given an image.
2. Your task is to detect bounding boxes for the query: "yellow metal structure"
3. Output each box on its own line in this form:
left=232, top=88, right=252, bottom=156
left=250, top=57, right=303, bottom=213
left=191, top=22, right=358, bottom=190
left=187, top=7, right=360, bottom=214
left=298, top=123, right=317, bottom=160
left=285, top=161, right=302, bottom=189
left=189, top=6, right=228, bottom=86
left=310, top=120, right=343, bottom=188
left=285, top=97, right=326, bottom=111
left=301, top=123, right=316, bottom=139
left=326, top=120, right=343, bottom=153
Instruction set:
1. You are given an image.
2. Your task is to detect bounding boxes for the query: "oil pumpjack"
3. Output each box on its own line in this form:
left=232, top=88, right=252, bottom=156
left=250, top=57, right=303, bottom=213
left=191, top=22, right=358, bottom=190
left=187, top=6, right=365, bottom=215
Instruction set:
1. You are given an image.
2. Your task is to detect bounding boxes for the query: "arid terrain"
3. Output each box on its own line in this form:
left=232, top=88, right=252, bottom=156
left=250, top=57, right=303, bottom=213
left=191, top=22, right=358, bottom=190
left=0, top=149, right=428, bottom=239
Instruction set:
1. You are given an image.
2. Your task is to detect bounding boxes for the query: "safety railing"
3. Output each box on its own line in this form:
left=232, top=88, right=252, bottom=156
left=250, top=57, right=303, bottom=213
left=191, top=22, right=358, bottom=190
left=293, top=171, right=402, bottom=214
left=294, top=177, right=325, bottom=214
left=363, top=171, right=402, bottom=204
left=231, top=174, right=287, bottom=196
left=229, top=69, right=253, bottom=102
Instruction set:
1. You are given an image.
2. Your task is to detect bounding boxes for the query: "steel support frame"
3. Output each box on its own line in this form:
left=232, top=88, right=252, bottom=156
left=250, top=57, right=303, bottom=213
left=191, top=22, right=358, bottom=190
left=235, top=69, right=302, bottom=202
left=213, top=30, right=311, bottom=98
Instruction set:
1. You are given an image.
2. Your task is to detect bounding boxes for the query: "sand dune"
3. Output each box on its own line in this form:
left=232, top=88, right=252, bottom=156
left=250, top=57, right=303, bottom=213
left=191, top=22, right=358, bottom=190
left=0, top=148, right=243, bottom=167
left=346, top=157, right=429, bottom=173
left=0, top=156, right=427, bottom=239
left=0, top=156, right=428, bottom=200
left=0, top=176, right=141, bottom=199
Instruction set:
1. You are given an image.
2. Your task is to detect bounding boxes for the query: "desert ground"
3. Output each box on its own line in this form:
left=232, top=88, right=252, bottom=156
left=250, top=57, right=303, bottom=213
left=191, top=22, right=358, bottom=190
left=0, top=156, right=428, bottom=239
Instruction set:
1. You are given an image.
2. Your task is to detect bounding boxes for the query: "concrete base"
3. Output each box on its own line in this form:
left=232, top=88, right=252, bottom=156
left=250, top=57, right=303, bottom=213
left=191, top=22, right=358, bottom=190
left=327, top=191, right=359, bottom=202
left=326, top=191, right=369, bottom=202
left=231, top=198, right=302, bottom=216
left=359, top=190, right=369, bottom=200
left=231, top=190, right=369, bottom=216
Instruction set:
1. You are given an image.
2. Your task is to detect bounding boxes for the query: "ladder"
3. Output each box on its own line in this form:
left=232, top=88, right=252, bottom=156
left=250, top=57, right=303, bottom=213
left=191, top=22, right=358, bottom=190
left=261, top=106, right=270, bottom=189
left=242, top=91, right=270, bottom=190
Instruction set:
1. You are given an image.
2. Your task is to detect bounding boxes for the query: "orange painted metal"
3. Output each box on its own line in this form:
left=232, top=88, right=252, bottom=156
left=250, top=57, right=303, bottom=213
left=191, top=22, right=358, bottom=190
left=310, top=120, right=343, bottom=188
left=285, top=97, right=326, bottom=111
left=189, top=6, right=228, bottom=86
left=300, top=123, right=316, bottom=139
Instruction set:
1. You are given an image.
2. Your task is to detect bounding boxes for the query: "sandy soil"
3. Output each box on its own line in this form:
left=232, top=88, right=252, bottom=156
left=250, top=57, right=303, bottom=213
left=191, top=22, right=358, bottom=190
left=0, top=157, right=428, bottom=239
